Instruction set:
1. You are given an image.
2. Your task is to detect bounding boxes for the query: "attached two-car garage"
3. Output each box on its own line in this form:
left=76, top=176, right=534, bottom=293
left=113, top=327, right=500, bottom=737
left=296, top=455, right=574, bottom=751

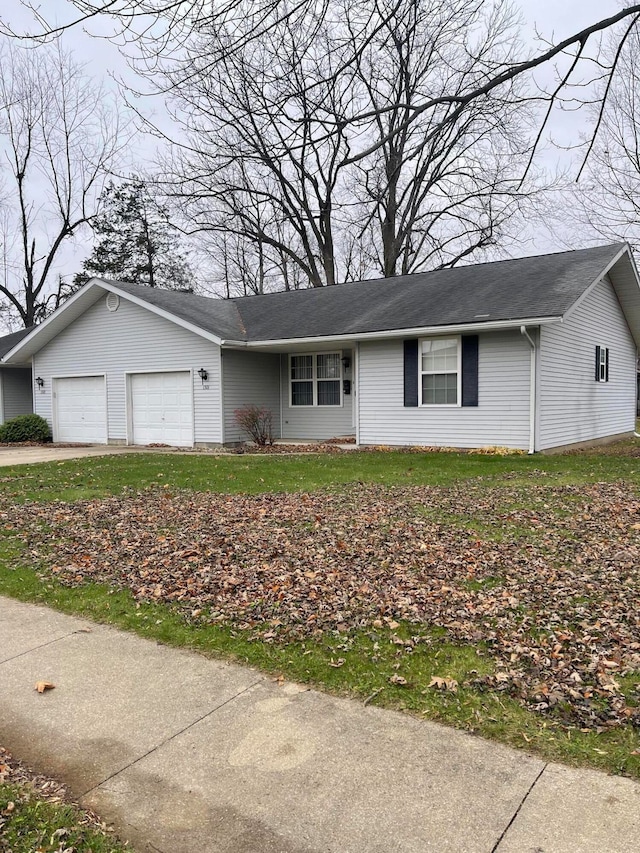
left=53, top=371, right=194, bottom=447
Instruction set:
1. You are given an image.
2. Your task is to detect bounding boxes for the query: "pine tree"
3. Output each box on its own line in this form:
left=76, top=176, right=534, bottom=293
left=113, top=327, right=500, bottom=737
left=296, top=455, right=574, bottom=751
left=75, top=178, right=195, bottom=290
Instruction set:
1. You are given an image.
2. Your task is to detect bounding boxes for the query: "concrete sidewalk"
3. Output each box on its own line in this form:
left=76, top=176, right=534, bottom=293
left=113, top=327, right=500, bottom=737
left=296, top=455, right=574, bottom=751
left=0, top=597, right=637, bottom=852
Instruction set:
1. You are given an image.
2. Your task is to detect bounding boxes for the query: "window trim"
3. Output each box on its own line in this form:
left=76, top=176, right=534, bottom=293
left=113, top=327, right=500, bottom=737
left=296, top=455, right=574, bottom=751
left=289, top=352, right=343, bottom=407
left=419, top=335, right=462, bottom=407
left=595, top=345, right=610, bottom=383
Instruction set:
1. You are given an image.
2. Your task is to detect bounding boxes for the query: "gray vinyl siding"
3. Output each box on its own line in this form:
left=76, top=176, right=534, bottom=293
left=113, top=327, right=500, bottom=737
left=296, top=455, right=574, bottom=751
left=222, top=350, right=281, bottom=442
left=280, top=351, right=355, bottom=440
left=1, top=368, right=33, bottom=422
left=538, top=276, right=636, bottom=450
left=33, top=294, right=222, bottom=444
left=358, top=332, right=531, bottom=449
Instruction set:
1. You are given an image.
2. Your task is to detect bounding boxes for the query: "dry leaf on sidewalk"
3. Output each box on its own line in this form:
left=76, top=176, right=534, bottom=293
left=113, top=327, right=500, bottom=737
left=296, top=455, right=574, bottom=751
left=34, top=681, right=55, bottom=694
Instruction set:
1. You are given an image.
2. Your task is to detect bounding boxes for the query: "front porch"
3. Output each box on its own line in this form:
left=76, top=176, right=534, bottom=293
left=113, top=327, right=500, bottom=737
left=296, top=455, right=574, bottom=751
left=222, top=347, right=357, bottom=444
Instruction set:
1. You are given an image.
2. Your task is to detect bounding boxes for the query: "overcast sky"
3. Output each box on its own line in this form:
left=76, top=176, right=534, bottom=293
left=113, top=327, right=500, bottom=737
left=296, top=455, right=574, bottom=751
left=4, top=2, right=623, bottom=78
left=2, top=0, right=627, bottom=149
left=0, top=0, right=632, bottom=316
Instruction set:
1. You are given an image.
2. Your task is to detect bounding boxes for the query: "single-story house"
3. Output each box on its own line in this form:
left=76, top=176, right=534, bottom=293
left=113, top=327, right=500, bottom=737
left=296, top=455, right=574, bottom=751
left=0, top=329, right=34, bottom=425
left=2, top=242, right=640, bottom=453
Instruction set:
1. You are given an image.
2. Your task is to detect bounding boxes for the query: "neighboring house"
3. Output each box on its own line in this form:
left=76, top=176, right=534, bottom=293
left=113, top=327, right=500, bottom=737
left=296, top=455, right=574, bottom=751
left=0, top=329, right=34, bottom=425
left=2, top=243, right=640, bottom=452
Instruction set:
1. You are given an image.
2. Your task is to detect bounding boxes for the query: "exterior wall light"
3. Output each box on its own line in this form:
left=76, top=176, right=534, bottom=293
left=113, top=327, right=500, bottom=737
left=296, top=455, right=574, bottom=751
left=197, top=368, right=208, bottom=382
left=341, top=356, right=351, bottom=371
left=35, top=376, right=44, bottom=389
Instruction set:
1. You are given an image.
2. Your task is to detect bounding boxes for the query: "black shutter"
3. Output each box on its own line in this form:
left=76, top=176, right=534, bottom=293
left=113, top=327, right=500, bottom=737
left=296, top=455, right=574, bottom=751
left=403, top=339, right=419, bottom=406
left=595, top=346, right=601, bottom=382
left=605, top=348, right=610, bottom=382
left=461, top=335, right=479, bottom=407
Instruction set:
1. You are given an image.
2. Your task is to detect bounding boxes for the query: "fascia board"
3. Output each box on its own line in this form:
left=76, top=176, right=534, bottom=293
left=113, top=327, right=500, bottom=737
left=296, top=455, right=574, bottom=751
left=1, top=283, right=104, bottom=363
left=220, top=316, right=563, bottom=349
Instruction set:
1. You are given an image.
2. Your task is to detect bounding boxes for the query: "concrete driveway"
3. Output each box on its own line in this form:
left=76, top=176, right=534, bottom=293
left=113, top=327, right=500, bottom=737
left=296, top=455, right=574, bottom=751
left=0, top=444, right=163, bottom=467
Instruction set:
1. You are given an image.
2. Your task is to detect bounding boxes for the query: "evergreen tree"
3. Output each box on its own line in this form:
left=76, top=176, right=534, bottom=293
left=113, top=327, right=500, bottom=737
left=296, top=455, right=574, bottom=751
left=75, top=178, right=195, bottom=290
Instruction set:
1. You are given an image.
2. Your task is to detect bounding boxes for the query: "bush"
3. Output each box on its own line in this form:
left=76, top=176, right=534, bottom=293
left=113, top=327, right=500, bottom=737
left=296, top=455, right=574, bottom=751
left=233, top=405, right=274, bottom=446
left=0, top=414, right=52, bottom=443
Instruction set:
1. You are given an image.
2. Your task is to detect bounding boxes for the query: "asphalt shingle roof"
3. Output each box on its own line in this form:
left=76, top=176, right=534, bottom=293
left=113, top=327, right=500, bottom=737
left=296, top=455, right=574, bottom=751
left=106, top=282, right=245, bottom=340
left=105, top=243, right=626, bottom=342
left=0, top=327, right=34, bottom=358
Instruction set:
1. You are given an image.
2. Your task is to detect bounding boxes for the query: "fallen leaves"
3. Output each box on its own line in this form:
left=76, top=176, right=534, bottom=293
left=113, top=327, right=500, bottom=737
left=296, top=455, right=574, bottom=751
left=0, top=748, right=66, bottom=803
left=0, top=746, right=126, bottom=850
left=427, top=676, right=459, bottom=693
left=34, top=681, right=55, bottom=694
left=3, top=478, right=639, bottom=731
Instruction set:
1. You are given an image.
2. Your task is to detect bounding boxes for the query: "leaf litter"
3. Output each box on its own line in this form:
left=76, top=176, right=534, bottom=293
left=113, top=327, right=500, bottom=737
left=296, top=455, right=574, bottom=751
left=2, top=479, right=638, bottom=732
left=0, top=746, right=127, bottom=850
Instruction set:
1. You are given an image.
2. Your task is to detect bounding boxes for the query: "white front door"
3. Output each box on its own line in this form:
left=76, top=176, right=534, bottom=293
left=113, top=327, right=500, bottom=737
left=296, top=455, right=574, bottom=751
left=130, top=371, right=193, bottom=447
left=54, top=376, right=107, bottom=443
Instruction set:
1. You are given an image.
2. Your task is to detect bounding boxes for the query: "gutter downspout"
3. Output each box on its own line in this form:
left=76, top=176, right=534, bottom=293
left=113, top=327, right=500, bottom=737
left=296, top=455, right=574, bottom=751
left=636, top=348, right=640, bottom=438
left=355, top=343, right=360, bottom=446
left=520, top=326, right=536, bottom=454
left=279, top=354, right=284, bottom=440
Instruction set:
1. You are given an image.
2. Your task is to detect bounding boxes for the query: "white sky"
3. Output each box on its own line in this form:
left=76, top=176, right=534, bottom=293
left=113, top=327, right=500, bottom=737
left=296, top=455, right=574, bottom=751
left=0, top=0, right=632, bottom=317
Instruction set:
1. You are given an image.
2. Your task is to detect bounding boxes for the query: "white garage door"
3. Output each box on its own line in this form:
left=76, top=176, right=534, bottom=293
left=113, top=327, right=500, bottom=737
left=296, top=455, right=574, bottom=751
left=55, top=376, right=107, bottom=443
left=130, top=371, right=193, bottom=447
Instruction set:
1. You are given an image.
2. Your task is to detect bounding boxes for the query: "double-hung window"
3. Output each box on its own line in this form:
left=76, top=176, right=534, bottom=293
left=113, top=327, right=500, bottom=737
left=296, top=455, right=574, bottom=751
left=420, top=337, right=460, bottom=405
left=290, top=353, right=341, bottom=406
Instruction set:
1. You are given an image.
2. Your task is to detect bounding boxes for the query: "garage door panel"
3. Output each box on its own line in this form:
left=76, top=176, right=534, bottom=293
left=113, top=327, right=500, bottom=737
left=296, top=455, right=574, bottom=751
left=55, top=376, right=107, bottom=443
left=130, top=372, right=193, bottom=447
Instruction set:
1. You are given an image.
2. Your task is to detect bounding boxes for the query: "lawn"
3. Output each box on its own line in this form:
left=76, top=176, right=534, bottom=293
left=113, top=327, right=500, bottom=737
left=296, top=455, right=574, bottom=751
left=0, top=747, right=128, bottom=852
left=0, top=445, right=639, bottom=780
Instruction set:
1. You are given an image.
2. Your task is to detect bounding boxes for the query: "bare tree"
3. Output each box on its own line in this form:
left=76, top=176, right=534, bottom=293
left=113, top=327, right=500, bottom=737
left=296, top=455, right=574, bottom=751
left=165, top=3, right=359, bottom=288
left=163, top=0, right=547, bottom=288
left=346, top=0, right=544, bottom=277
left=5, top=1, right=640, bottom=178
left=203, top=217, right=311, bottom=299
left=0, top=40, right=125, bottom=327
left=7, top=1, right=640, bottom=296
left=570, top=26, right=640, bottom=251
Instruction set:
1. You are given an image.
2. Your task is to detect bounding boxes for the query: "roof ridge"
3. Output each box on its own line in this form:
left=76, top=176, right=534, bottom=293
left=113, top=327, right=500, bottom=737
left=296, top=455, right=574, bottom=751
left=227, top=242, right=626, bottom=303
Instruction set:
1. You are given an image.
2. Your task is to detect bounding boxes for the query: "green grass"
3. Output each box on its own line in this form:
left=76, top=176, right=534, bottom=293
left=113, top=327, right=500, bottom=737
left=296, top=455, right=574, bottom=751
left=1, top=545, right=638, bottom=779
left=1, top=448, right=639, bottom=782
left=0, top=782, right=128, bottom=852
left=0, top=447, right=638, bottom=504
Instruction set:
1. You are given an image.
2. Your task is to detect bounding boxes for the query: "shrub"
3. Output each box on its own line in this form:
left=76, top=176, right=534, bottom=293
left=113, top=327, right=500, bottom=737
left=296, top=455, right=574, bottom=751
left=0, top=414, right=52, bottom=443
left=233, top=405, right=274, bottom=446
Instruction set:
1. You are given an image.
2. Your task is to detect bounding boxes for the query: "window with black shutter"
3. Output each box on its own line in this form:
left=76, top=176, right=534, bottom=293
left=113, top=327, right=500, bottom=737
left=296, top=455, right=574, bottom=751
left=403, top=335, right=479, bottom=407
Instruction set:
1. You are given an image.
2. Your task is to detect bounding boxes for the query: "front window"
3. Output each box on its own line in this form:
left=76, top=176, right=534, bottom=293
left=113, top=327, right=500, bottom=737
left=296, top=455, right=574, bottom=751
left=291, top=353, right=342, bottom=406
left=420, top=337, right=460, bottom=405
